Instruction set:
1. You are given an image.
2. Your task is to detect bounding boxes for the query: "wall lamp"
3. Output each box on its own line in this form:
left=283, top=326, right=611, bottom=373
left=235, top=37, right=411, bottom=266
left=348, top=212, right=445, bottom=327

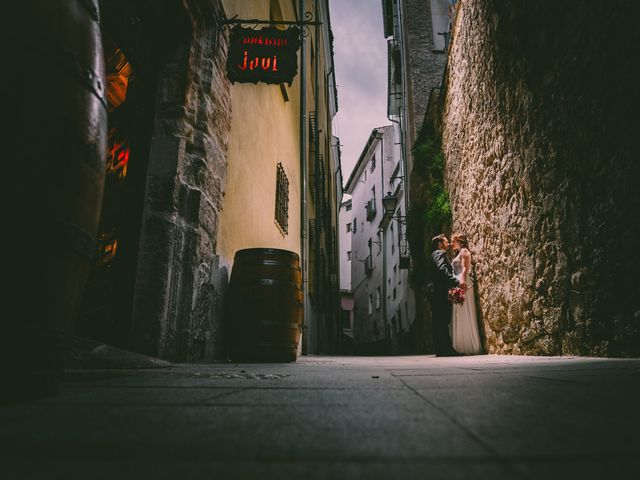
left=382, top=192, right=406, bottom=224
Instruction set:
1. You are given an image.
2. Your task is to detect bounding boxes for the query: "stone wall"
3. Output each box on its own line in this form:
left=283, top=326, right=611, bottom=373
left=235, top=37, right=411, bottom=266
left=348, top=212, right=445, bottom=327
left=441, top=0, right=640, bottom=356
left=403, top=0, right=447, bottom=148
left=403, top=0, right=448, bottom=354
left=129, top=0, right=231, bottom=361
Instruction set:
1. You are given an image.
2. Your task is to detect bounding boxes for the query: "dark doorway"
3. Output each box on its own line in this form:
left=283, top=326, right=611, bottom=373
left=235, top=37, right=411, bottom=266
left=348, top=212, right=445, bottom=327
left=76, top=0, right=186, bottom=347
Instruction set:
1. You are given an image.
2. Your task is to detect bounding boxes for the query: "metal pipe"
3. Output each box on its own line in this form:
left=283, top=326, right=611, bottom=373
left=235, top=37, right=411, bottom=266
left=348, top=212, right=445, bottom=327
left=313, top=0, right=321, bottom=352
left=399, top=0, right=410, bottom=215
left=377, top=129, right=388, bottom=352
left=388, top=0, right=410, bottom=222
left=299, top=0, right=308, bottom=355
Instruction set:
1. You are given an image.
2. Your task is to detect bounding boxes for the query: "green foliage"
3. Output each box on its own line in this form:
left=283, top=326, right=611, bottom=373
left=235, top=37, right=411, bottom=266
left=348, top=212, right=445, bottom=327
left=406, top=127, right=452, bottom=286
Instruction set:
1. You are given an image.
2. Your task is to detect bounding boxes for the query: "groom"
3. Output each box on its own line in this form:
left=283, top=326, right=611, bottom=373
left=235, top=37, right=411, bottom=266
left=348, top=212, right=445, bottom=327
left=427, top=234, right=465, bottom=357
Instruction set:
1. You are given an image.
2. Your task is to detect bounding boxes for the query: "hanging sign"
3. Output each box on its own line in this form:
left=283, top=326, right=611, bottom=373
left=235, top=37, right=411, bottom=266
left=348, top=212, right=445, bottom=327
left=226, top=26, right=301, bottom=86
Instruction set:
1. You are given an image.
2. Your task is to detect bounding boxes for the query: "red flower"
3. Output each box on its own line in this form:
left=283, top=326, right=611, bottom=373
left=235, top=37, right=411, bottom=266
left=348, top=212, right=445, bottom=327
left=448, top=287, right=465, bottom=305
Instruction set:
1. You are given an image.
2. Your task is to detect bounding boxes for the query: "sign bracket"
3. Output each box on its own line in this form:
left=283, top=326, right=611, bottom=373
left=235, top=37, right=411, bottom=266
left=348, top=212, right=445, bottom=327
left=220, top=13, right=321, bottom=37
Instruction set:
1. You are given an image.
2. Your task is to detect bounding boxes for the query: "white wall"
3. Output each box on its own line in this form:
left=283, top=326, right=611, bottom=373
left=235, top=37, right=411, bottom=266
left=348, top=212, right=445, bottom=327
left=383, top=123, right=415, bottom=338
left=339, top=198, right=352, bottom=291
left=346, top=125, right=415, bottom=347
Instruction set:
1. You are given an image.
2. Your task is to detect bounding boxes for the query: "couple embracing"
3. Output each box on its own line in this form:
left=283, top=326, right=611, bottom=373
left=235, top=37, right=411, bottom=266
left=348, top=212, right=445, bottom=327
left=428, top=233, right=483, bottom=357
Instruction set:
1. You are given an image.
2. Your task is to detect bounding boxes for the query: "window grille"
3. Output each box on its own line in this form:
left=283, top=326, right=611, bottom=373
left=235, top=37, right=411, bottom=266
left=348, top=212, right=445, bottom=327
left=275, top=163, right=289, bottom=234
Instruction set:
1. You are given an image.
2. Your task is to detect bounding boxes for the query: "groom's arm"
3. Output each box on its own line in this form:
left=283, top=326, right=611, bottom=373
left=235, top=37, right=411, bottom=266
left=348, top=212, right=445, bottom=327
left=431, top=250, right=459, bottom=288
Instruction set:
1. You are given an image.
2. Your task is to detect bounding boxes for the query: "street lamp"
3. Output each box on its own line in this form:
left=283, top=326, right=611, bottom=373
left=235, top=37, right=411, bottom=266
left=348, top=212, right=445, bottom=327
left=382, top=191, right=398, bottom=216
left=381, top=191, right=407, bottom=228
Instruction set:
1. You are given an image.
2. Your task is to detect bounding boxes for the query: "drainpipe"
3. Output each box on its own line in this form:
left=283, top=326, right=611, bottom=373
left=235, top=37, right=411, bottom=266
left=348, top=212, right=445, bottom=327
left=314, top=0, right=321, bottom=352
left=388, top=0, right=409, bottom=226
left=299, top=0, right=308, bottom=355
left=376, top=129, right=388, bottom=354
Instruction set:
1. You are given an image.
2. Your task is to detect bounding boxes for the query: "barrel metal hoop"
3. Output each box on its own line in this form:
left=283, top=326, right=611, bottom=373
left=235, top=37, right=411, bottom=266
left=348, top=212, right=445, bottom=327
left=234, top=278, right=302, bottom=289
left=0, top=15, right=108, bottom=111
left=76, top=0, right=101, bottom=23
left=254, top=259, right=302, bottom=270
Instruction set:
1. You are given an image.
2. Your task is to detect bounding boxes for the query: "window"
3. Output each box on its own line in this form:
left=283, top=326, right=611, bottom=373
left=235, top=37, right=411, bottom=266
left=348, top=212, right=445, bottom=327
left=368, top=295, right=373, bottom=315
left=353, top=217, right=357, bottom=233
left=391, top=222, right=395, bottom=254
left=376, top=288, right=381, bottom=309
left=345, top=203, right=352, bottom=212
left=382, top=0, right=394, bottom=38
left=370, top=154, right=376, bottom=173
left=405, top=302, right=409, bottom=325
left=376, top=231, right=382, bottom=255
left=341, top=309, right=351, bottom=330
left=346, top=222, right=352, bottom=233
left=275, top=163, right=289, bottom=234
left=347, top=250, right=352, bottom=261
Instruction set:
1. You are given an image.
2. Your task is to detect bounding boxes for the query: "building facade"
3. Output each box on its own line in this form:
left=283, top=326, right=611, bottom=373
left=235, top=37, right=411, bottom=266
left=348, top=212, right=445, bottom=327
left=382, top=0, right=454, bottom=352
left=344, top=126, right=415, bottom=354
left=383, top=0, right=452, bottom=171
left=338, top=198, right=354, bottom=352
left=75, top=0, right=340, bottom=361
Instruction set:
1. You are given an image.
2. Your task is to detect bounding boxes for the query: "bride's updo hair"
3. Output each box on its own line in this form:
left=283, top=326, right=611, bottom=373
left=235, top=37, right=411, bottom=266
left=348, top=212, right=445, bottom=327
left=451, top=233, right=470, bottom=251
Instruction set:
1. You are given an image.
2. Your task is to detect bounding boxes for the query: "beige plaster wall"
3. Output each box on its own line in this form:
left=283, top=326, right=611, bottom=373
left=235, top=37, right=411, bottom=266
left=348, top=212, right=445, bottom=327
left=217, top=0, right=302, bottom=269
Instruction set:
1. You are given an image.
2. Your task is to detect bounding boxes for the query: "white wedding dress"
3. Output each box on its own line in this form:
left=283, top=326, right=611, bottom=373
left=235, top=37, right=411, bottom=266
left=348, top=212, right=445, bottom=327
left=451, top=252, right=483, bottom=354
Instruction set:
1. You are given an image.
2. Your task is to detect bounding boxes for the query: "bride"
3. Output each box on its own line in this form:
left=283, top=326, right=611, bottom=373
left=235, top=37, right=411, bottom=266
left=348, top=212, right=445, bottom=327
left=450, top=234, right=483, bottom=355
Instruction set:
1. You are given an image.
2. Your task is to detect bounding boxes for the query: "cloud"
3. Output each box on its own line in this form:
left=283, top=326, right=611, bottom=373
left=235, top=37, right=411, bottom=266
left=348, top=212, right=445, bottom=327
left=329, top=0, right=390, bottom=182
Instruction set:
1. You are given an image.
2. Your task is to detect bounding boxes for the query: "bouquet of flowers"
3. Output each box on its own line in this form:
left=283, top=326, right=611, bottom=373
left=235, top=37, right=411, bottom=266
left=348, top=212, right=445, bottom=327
left=448, top=287, right=465, bottom=305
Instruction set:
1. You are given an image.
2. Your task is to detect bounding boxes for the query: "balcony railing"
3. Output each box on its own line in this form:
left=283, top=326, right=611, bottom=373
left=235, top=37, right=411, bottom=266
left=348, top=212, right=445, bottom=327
left=365, top=199, right=377, bottom=221
left=364, top=255, right=373, bottom=275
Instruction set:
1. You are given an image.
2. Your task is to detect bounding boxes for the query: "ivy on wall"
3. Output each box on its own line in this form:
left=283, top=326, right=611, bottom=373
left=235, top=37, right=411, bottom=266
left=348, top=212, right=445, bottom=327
left=407, top=125, right=452, bottom=286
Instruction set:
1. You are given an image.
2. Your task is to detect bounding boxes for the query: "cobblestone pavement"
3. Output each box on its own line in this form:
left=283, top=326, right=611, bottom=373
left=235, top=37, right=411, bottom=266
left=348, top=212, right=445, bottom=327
left=1, top=355, right=639, bottom=479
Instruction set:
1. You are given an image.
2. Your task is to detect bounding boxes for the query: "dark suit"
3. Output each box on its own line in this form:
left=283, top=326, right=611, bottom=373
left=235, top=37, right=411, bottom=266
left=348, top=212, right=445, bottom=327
left=427, top=249, right=460, bottom=356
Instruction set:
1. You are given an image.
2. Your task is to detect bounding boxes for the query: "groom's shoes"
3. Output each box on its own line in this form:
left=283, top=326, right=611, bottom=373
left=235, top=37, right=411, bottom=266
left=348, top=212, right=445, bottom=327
left=439, top=350, right=463, bottom=357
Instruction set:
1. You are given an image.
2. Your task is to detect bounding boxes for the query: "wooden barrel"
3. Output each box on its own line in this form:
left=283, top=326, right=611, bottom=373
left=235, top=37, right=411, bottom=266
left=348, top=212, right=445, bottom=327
left=226, top=248, right=303, bottom=362
left=0, top=0, right=107, bottom=400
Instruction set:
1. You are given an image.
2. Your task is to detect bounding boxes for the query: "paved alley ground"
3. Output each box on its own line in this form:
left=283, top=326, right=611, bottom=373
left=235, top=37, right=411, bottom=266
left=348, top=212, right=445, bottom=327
left=1, top=355, right=639, bottom=479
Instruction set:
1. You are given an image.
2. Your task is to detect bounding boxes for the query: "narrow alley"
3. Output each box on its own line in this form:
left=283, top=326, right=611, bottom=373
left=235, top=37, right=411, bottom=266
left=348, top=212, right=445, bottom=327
left=1, top=0, right=639, bottom=478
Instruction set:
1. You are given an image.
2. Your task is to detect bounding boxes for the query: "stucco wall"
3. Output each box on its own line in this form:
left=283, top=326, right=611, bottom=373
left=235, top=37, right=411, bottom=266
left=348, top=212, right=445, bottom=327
left=339, top=199, right=352, bottom=291
left=441, top=0, right=640, bottom=356
left=216, top=1, right=302, bottom=271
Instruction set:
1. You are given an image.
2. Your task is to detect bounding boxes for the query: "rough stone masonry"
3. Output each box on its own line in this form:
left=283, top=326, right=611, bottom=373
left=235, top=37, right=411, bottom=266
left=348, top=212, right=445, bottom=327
left=441, top=0, right=640, bottom=356
left=129, top=0, right=232, bottom=362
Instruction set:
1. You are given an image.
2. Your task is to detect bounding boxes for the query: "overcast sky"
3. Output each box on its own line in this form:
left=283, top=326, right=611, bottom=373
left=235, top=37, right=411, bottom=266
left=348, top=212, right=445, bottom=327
left=329, top=0, right=389, bottom=186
